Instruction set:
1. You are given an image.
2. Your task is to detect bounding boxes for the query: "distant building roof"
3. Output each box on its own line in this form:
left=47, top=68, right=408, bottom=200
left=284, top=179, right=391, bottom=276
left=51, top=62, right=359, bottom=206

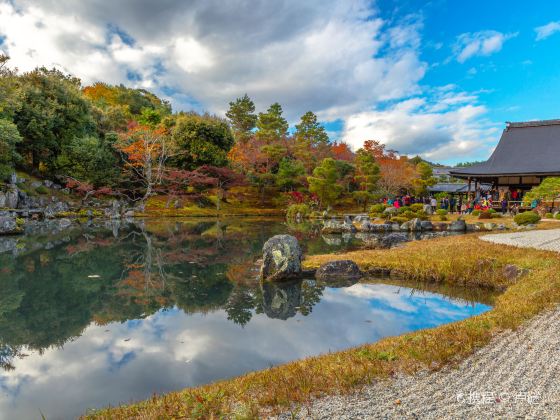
left=451, top=119, right=560, bottom=178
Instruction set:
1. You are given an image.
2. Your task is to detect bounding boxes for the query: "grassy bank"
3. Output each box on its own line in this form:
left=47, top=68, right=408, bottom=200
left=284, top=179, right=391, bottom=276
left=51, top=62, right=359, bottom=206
left=85, top=233, right=560, bottom=419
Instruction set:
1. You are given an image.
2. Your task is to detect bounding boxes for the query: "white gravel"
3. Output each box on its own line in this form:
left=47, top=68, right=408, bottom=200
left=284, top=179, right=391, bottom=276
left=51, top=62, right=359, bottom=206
left=275, top=306, right=560, bottom=419
left=480, top=228, right=560, bottom=252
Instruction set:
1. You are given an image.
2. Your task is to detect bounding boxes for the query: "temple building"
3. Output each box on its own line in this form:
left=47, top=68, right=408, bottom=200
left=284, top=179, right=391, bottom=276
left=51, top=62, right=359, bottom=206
left=450, top=119, right=560, bottom=202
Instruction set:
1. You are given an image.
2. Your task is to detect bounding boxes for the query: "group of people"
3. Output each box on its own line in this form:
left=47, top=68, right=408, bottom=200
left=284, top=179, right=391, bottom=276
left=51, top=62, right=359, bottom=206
left=382, top=194, right=518, bottom=215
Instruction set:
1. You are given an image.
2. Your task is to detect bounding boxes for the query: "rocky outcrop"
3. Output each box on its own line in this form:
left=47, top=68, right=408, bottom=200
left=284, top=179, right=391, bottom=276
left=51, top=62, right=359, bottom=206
left=0, top=217, right=22, bottom=235
left=400, top=218, right=423, bottom=232
left=322, top=218, right=356, bottom=234
left=315, top=260, right=362, bottom=284
left=448, top=219, right=467, bottom=232
left=260, top=234, right=303, bottom=281
left=361, top=232, right=409, bottom=249
left=5, top=187, right=18, bottom=209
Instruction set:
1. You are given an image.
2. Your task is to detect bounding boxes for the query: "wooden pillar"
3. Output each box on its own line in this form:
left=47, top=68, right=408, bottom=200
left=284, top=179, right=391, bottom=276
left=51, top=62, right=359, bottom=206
left=468, top=177, right=472, bottom=201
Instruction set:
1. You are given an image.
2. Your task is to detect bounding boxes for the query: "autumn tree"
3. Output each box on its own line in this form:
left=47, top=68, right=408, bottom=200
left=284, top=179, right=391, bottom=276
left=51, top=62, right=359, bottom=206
left=226, top=94, right=257, bottom=143
left=116, top=123, right=171, bottom=206
left=307, top=158, right=342, bottom=209
left=353, top=149, right=381, bottom=211
left=331, top=141, right=354, bottom=162
left=363, top=140, right=416, bottom=195
left=256, top=103, right=288, bottom=142
left=194, top=165, right=244, bottom=211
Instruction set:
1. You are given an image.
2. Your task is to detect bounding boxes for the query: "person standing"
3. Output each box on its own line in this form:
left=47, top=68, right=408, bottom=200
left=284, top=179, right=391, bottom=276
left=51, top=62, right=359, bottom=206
left=501, top=198, right=508, bottom=215
left=430, top=196, right=437, bottom=213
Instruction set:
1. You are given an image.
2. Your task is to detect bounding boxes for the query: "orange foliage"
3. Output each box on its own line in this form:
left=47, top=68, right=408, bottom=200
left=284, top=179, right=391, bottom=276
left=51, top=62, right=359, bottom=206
left=362, top=140, right=416, bottom=195
left=331, top=141, right=354, bottom=162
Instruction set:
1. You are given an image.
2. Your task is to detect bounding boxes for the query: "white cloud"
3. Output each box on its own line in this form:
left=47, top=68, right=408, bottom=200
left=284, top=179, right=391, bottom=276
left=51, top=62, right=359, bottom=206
left=535, top=21, right=560, bottom=41
left=341, top=87, right=500, bottom=163
left=453, top=30, right=517, bottom=63
left=0, top=0, right=426, bottom=122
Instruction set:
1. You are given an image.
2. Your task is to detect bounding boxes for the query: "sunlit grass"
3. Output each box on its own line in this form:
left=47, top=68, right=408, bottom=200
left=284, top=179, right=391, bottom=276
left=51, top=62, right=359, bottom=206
left=85, top=233, right=560, bottom=419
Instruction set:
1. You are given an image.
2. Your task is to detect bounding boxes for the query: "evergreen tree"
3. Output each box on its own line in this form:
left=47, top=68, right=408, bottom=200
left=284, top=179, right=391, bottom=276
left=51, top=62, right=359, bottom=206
left=295, top=111, right=329, bottom=146
left=307, top=158, right=342, bottom=208
left=225, top=94, right=257, bottom=143
left=276, top=158, right=305, bottom=191
left=353, top=149, right=380, bottom=211
left=256, top=103, right=288, bottom=142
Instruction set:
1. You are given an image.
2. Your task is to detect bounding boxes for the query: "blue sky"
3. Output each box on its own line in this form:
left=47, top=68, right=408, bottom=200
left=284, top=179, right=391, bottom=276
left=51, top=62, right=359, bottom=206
left=0, top=0, right=559, bottom=164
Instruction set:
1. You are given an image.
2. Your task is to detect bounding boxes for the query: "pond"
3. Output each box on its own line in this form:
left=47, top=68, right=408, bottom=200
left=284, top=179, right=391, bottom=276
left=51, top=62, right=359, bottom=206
left=0, top=218, right=493, bottom=419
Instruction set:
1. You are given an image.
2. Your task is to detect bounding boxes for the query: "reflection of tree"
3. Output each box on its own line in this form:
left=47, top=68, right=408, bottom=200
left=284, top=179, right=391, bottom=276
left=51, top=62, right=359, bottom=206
left=225, top=286, right=256, bottom=327
left=299, top=280, right=325, bottom=316
left=0, top=218, right=332, bottom=371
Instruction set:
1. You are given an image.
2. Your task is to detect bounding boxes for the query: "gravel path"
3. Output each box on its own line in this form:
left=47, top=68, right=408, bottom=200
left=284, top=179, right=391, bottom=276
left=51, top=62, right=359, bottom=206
left=275, top=306, right=560, bottom=419
left=480, top=228, right=560, bottom=252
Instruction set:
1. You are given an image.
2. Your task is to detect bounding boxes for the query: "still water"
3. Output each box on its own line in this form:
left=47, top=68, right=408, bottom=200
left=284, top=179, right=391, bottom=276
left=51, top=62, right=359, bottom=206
left=0, top=218, right=492, bottom=419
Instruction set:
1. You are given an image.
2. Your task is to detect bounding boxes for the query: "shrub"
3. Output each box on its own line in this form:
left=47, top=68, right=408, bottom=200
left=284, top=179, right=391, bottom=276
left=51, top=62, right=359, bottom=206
left=397, top=206, right=411, bottom=214
left=514, top=211, right=541, bottom=225
left=35, top=185, right=49, bottom=194
left=436, top=209, right=448, bottom=216
left=370, top=204, right=386, bottom=214
left=390, top=216, right=408, bottom=224
left=410, top=203, right=424, bottom=212
left=438, top=214, right=448, bottom=221
left=402, top=210, right=415, bottom=220
left=472, top=210, right=481, bottom=216
left=545, top=212, right=554, bottom=219
left=286, top=204, right=310, bottom=221
left=15, top=217, right=25, bottom=227
left=556, top=213, right=560, bottom=220
left=487, top=208, right=496, bottom=213
left=491, top=213, right=502, bottom=219
left=478, top=211, right=493, bottom=220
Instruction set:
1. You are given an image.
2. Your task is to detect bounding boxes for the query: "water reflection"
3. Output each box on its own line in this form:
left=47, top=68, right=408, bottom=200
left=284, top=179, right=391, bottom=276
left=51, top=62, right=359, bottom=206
left=0, top=218, right=493, bottom=419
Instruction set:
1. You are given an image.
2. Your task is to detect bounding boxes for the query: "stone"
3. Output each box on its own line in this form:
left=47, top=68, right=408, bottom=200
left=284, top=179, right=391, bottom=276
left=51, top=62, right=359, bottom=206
left=44, top=201, right=69, bottom=218
left=0, top=192, right=5, bottom=208
left=483, top=222, right=497, bottom=231
left=369, top=223, right=393, bottom=233
left=0, top=216, right=22, bottom=235
left=31, top=181, right=42, bottom=189
left=43, top=180, right=53, bottom=188
left=401, top=218, right=422, bottom=231
left=58, top=218, right=72, bottom=229
left=423, top=204, right=433, bottom=215
left=260, top=234, right=303, bottom=281
left=124, top=210, right=135, bottom=218
left=503, top=264, right=528, bottom=282
left=315, top=260, right=362, bottom=283
left=5, top=188, right=18, bottom=209
left=9, top=173, right=17, bottom=185
left=420, top=220, right=433, bottom=231
left=362, top=232, right=408, bottom=249
left=432, top=222, right=448, bottom=231
left=322, top=219, right=356, bottom=234
left=383, top=207, right=398, bottom=216
left=448, top=219, right=467, bottom=232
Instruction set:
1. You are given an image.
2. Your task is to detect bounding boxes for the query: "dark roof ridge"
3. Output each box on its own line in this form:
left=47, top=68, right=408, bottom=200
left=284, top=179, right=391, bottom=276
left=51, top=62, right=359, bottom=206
left=506, top=119, right=560, bottom=129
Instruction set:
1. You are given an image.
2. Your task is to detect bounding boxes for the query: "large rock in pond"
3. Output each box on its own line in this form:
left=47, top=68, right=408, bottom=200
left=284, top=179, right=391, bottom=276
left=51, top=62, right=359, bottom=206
left=0, top=217, right=22, bottom=235
left=315, top=260, right=362, bottom=286
left=420, top=220, right=433, bottom=231
left=448, top=219, right=467, bottom=232
left=260, top=234, right=303, bottom=281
